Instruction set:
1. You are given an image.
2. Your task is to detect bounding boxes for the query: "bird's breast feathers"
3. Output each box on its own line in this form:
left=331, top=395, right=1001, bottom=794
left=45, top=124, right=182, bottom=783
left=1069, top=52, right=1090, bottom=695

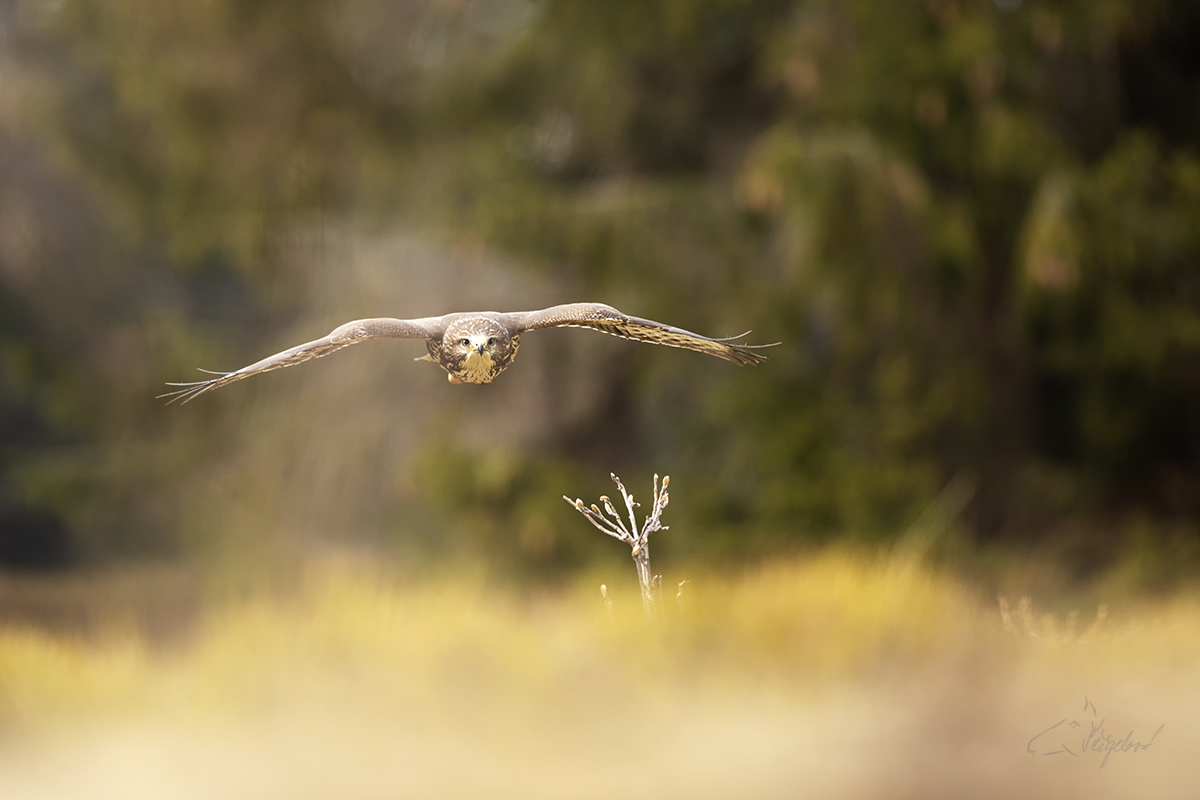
left=451, top=349, right=500, bottom=384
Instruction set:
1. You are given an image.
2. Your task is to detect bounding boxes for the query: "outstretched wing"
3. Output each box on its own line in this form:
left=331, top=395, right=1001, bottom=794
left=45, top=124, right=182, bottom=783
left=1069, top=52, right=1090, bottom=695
left=160, top=317, right=442, bottom=404
left=505, top=303, right=777, bottom=366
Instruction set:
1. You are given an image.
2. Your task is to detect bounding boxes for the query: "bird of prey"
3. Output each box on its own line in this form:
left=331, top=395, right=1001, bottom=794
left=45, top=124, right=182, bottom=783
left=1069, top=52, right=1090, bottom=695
left=161, top=302, right=775, bottom=404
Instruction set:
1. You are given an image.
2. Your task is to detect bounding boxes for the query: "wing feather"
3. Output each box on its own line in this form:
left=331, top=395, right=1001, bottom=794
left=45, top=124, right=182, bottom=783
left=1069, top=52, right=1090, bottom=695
left=506, top=303, right=777, bottom=366
left=160, top=317, right=441, bottom=404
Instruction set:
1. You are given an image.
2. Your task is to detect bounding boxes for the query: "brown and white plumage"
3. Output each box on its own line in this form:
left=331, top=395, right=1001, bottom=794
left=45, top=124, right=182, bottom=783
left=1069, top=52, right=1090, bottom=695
left=161, top=303, right=776, bottom=404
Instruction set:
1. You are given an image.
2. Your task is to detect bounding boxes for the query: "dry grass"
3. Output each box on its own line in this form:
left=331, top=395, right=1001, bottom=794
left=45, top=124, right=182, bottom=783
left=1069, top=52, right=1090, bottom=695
left=0, top=550, right=1195, bottom=799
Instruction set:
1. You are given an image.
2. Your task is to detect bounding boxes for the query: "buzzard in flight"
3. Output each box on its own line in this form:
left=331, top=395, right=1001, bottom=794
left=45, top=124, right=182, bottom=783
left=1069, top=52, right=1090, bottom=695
left=161, top=302, right=775, bottom=404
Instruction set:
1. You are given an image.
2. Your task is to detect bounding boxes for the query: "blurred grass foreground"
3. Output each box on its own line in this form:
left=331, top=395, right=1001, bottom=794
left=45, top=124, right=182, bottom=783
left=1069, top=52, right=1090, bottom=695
left=1, top=551, right=1196, bottom=799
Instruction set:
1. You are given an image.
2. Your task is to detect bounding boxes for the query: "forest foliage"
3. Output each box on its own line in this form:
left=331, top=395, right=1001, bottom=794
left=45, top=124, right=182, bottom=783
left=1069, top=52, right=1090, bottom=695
left=0, top=0, right=1197, bottom=575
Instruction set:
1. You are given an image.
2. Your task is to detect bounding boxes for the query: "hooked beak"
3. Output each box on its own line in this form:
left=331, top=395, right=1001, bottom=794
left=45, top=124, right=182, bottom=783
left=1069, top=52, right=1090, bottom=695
left=476, top=343, right=488, bottom=356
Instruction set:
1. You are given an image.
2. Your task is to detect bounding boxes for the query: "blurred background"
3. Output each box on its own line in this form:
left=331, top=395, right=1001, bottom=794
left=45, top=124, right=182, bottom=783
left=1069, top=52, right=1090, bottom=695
left=1, top=0, right=1198, bottom=583
left=0, top=0, right=1198, bottom=581
left=0, top=1, right=1198, bottom=797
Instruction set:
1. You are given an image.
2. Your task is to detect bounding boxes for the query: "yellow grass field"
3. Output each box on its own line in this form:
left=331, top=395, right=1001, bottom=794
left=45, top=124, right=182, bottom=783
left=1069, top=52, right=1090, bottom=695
left=0, top=550, right=1194, bottom=799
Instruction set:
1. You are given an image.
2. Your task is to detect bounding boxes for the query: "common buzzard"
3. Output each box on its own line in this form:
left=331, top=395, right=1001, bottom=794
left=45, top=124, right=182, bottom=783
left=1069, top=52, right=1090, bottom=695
left=162, top=302, right=775, bottom=404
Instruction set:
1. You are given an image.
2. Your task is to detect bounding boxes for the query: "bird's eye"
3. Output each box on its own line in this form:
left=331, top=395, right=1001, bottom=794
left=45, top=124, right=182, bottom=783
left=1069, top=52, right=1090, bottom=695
left=487, top=338, right=497, bottom=347
left=460, top=338, right=470, bottom=347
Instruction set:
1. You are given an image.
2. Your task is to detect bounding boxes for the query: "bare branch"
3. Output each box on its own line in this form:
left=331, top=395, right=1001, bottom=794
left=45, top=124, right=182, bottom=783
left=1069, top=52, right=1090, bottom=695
left=566, top=473, right=673, bottom=618
left=599, top=495, right=630, bottom=538
left=610, top=473, right=641, bottom=538
left=563, top=496, right=631, bottom=542
left=641, top=473, right=670, bottom=539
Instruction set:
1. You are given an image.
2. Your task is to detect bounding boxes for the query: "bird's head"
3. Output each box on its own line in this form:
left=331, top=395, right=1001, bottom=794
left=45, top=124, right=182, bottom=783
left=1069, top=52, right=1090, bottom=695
left=443, top=318, right=513, bottom=374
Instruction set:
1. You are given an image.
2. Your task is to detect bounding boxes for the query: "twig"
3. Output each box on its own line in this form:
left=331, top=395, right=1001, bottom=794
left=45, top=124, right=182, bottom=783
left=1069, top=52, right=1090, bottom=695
left=565, top=473, right=670, bottom=617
